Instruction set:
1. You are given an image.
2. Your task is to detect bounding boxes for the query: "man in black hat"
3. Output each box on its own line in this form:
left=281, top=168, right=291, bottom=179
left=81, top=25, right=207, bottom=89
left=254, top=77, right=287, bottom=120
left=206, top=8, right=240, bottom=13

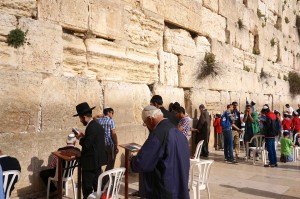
left=74, top=102, right=107, bottom=199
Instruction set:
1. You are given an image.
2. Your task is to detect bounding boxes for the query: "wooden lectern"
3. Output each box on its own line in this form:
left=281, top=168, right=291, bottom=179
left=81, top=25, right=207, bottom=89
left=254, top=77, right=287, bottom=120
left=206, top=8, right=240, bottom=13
left=52, top=149, right=81, bottom=199
left=119, top=143, right=142, bottom=199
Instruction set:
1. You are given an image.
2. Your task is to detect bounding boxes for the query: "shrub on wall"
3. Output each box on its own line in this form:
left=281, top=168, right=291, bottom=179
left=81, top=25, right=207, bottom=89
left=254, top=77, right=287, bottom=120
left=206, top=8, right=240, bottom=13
left=7, top=28, right=26, bottom=48
left=198, top=52, right=219, bottom=79
left=288, top=72, right=300, bottom=95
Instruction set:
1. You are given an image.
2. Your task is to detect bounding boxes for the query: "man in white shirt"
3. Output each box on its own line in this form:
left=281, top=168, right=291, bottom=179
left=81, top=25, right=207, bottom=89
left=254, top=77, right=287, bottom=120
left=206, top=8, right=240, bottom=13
left=285, top=104, right=294, bottom=115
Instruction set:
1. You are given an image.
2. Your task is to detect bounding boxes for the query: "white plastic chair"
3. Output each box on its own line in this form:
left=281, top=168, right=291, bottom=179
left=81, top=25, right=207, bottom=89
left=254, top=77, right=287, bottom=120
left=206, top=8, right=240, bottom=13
left=189, top=160, right=214, bottom=199
left=87, top=168, right=126, bottom=199
left=239, top=130, right=245, bottom=153
left=190, top=140, right=204, bottom=168
left=293, top=132, right=300, bottom=162
left=246, top=135, right=266, bottom=165
left=47, top=159, right=77, bottom=199
left=3, top=170, right=20, bottom=199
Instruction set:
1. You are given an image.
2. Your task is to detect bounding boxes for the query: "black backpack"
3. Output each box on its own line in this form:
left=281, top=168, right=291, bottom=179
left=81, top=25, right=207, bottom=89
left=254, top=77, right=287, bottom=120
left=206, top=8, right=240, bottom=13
left=265, top=116, right=280, bottom=137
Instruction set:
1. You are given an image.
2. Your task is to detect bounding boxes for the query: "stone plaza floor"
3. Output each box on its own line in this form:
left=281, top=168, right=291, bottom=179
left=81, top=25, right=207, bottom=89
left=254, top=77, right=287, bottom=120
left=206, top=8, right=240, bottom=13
left=45, top=148, right=300, bottom=199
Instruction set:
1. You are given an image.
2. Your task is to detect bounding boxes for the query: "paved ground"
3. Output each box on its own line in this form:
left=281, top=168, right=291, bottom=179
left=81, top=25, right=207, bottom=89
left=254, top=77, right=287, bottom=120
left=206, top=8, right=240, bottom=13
left=45, top=147, right=300, bottom=199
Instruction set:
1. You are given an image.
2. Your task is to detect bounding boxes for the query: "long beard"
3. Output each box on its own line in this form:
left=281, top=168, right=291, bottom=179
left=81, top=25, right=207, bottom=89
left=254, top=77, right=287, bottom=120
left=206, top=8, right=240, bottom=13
left=82, top=120, right=88, bottom=126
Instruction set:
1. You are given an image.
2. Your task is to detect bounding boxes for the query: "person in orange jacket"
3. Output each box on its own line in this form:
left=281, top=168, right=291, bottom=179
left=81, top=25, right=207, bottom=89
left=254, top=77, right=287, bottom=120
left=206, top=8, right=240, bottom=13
left=213, top=113, right=223, bottom=150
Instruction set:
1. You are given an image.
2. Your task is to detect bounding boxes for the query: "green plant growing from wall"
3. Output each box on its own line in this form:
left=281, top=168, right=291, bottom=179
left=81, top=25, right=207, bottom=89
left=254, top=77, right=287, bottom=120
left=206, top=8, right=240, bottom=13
left=260, top=68, right=268, bottom=79
left=257, top=9, right=264, bottom=18
left=270, top=38, right=276, bottom=47
left=283, top=75, right=288, bottom=81
left=243, top=66, right=250, bottom=72
left=238, top=18, right=243, bottom=29
left=253, top=48, right=260, bottom=55
left=198, top=52, right=219, bottom=79
left=285, top=17, right=289, bottom=23
left=7, top=28, right=26, bottom=48
left=288, top=72, right=300, bottom=94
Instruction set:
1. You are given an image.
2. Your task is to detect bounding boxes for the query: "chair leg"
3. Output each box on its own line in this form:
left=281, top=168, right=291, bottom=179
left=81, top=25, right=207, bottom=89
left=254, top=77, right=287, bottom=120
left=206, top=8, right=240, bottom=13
left=252, top=151, right=255, bottom=165
left=72, top=178, right=77, bottom=199
left=65, top=181, right=68, bottom=196
left=47, top=179, right=51, bottom=199
left=207, top=185, right=210, bottom=199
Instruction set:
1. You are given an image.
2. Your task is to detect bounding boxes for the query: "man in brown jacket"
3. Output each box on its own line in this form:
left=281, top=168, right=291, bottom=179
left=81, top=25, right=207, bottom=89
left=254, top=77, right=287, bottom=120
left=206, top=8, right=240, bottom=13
left=195, top=104, right=211, bottom=157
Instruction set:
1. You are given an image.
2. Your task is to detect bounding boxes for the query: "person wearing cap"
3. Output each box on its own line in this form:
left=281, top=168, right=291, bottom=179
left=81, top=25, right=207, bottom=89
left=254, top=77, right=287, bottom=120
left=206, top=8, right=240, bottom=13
left=39, top=134, right=80, bottom=193
left=195, top=104, right=211, bottom=157
left=150, top=95, right=179, bottom=126
left=292, top=111, right=300, bottom=145
left=285, top=104, right=294, bottom=115
left=73, top=102, right=107, bottom=199
left=96, top=107, right=118, bottom=173
left=261, top=105, right=278, bottom=167
left=130, top=105, right=190, bottom=199
left=0, top=149, right=21, bottom=197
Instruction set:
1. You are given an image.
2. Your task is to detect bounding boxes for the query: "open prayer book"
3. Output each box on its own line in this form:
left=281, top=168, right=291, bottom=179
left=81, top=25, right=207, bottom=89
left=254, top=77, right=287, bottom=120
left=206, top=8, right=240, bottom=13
left=126, top=144, right=141, bottom=151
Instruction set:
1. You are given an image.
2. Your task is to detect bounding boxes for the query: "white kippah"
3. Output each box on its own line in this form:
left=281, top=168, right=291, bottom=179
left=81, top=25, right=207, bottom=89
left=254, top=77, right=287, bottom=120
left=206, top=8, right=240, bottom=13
left=67, top=134, right=76, bottom=144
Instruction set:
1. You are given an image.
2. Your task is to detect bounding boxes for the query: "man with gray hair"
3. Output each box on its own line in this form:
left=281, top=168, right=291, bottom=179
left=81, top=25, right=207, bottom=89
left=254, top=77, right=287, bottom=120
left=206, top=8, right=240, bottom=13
left=39, top=134, right=80, bottom=193
left=130, top=105, right=190, bottom=199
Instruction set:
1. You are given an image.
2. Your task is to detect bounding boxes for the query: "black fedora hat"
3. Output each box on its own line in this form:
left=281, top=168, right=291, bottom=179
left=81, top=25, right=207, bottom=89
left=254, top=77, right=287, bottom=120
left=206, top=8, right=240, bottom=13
left=73, top=102, right=95, bottom=117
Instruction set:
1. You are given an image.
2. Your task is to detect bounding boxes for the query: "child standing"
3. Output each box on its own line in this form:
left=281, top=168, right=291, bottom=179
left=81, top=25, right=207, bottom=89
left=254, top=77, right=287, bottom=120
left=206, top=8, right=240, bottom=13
left=280, top=131, right=294, bottom=162
left=213, top=113, right=223, bottom=150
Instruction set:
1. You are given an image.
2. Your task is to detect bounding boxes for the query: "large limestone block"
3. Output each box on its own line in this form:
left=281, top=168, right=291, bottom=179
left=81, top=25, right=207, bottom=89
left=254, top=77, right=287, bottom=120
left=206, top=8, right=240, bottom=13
left=41, top=77, right=102, bottom=133
left=200, top=7, right=226, bottom=42
left=244, top=52, right=257, bottom=72
left=203, top=0, right=218, bottom=12
left=102, top=81, right=151, bottom=124
left=205, top=90, right=222, bottom=113
left=159, top=51, right=178, bottom=86
left=124, top=6, right=164, bottom=48
left=86, top=38, right=159, bottom=84
left=0, top=42, right=18, bottom=70
left=152, top=84, right=185, bottom=109
left=219, top=0, right=238, bottom=21
left=0, top=13, right=17, bottom=37
left=62, top=34, right=87, bottom=77
left=195, top=36, right=211, bottom=56
left=233, top=48, right=245, bottom=69
left=233, top=26, right=251, bottom=52
left=211, top=39, right=233, bottom=67
left=187, top=88, right=206, bottom=118
left=241, top=70, right=260, bottom=93
left=18, top=18, right=63, bottom=74
left=163, top=28, right=197, bottom=57
left=142, top=0, right=203, bottom=34
left=0, top=0, right=36, bottom=17
left=38, top=0, right=88, bottom=32
left=0, top=72, right=43, bottom=134
left=90, top=0, right=123, bottom=40
left=178, top=55, right=198, bottom=88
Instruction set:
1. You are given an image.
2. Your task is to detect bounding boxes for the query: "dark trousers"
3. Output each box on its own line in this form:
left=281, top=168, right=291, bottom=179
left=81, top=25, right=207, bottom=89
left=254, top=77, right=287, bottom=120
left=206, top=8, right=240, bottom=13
left=201, top=142, right=209, bottom=157
left=40, top=168, right=57, bottom=192
left=265, top=138, right=277, bottom=165
left=82, top=169, right=102, bottom=199
left=105, top=145, right=116, bottom=172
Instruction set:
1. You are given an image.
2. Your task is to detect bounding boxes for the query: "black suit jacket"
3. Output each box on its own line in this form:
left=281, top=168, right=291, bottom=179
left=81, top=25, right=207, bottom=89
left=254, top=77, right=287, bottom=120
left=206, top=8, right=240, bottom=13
left=79, top=120, right=107, bottom=171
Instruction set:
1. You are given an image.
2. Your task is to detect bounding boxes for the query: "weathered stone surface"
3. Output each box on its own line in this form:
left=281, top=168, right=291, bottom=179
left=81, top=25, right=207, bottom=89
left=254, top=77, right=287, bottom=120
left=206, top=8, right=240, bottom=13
left=200, top=7, right=226, bottom=42
left=0, top=0, right=36, bottom=17
left=195, top=36, right=211, bottom=56
left=0, top=72, right=43, bottom=134
left=152, top=84, right=185, bottom=109
left=232, top=47, right=245, bottom=70
left=142, top=0, right=203, bottom=34
left=86, top=38, right=159, bottom=84
left=243, top=51, right=257, bottom=72
left=211, top=39, right=233, bottom=67
left=38, top=0, right=89, bottom=32
left=163, top=28, right=197, bottom=57
left=178, top=55, right=198, bottom=88
left=18, top=18, right=63, bottom=74
left=124, top=6, right=164, bottom=48
left=219, top=0, right=238, bottom=20
left=203, top=0, right=218, bottom=12
left=159, top=51, right=178, bottom=86
left=0, top=13, right=17, bottom=37
left=62, top=34, right=87, bottom=77
left=90, top=0, right=123, bottom=40
left=0, top=42, right=18, bottom=70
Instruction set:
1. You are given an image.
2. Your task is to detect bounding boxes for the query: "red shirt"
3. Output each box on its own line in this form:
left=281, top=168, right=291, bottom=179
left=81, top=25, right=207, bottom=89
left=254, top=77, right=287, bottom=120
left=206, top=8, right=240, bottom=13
left=213, top=118, right=222, bottom=134
left=292, top=117, right=300, bottom=131
left=282, top=118, right=293, bottom=130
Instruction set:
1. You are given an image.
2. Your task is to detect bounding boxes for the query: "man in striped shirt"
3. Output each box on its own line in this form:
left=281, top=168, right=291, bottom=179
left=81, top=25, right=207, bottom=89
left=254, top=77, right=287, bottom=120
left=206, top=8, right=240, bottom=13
left=97, top=108, right=118, bottom=172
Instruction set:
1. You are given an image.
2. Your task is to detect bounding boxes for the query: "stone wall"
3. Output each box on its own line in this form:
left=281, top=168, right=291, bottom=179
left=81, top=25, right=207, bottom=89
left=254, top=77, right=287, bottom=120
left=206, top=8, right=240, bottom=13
left=1, top=0, right=300, bottom=197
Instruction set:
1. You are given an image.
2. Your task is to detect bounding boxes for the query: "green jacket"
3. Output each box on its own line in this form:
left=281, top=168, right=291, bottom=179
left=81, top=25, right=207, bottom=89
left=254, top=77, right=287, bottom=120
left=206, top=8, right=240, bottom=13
left=245, top=111, right=260, bottom=134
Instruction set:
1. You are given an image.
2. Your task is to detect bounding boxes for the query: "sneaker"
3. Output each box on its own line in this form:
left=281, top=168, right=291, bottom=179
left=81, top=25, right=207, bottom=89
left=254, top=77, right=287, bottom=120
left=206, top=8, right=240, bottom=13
left=264, top=164, right=270, bottom=167
left=270, top=164, right=278, bottom=167
left=228, top=160, right=238, bottom=164
left=224, top=159, right=227, bottom=162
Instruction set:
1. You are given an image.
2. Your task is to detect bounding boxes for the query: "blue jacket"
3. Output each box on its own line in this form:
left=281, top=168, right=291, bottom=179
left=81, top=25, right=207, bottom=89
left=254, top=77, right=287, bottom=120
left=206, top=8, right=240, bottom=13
left=131, top=119, right=190, bottom=199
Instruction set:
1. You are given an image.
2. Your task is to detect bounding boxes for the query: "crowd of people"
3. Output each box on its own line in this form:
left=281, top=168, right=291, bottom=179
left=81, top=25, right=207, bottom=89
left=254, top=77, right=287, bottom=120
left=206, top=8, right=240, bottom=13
left=1, top=96, right=300, bottom=199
